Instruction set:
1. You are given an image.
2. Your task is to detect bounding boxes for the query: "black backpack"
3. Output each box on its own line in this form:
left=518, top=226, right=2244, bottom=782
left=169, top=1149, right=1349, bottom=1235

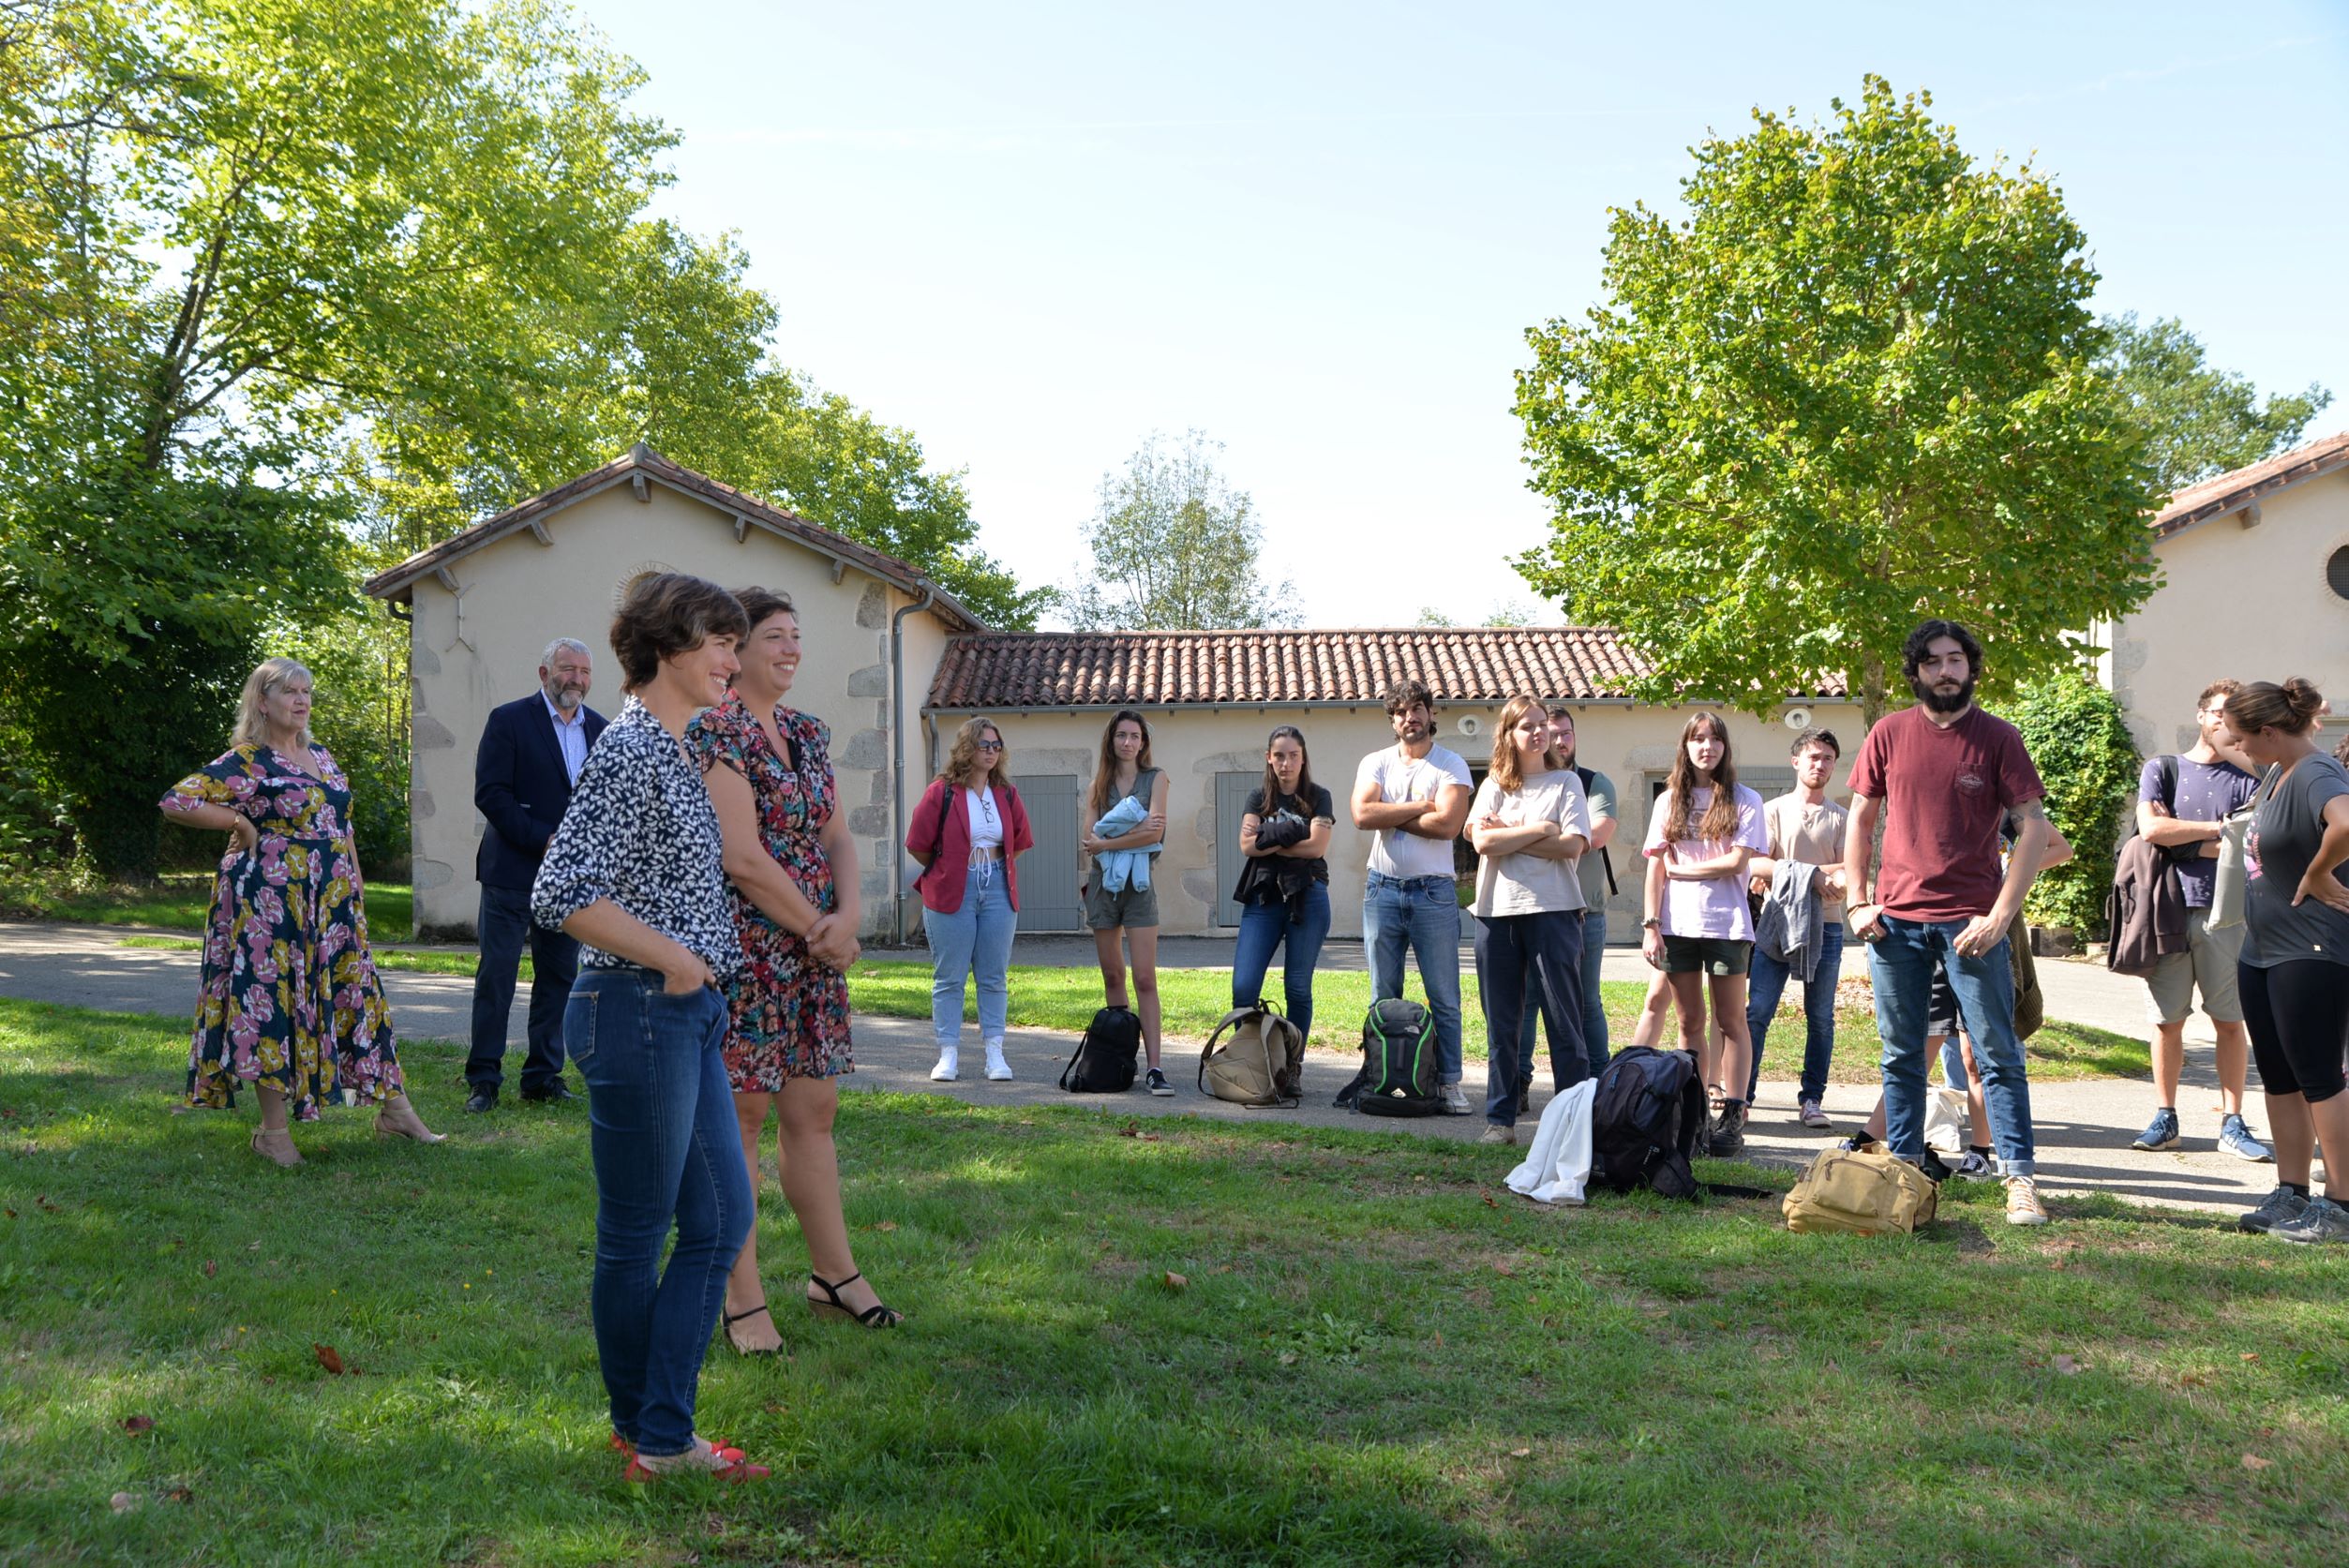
left=1590, top=1046, right=1706, bottom=1199
left=1059, top=1006, right=1141, bottom=1094
left=1339, top=997, right=1445, bottom=1117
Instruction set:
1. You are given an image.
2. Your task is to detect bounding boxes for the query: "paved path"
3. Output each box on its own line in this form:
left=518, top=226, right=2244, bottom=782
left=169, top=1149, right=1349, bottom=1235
left=0, top=921, right=2278, bottom=1215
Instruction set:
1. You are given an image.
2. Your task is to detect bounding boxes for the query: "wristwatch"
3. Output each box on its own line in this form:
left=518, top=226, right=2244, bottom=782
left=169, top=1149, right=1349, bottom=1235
left=1640, top=916, right=1661, bottom=930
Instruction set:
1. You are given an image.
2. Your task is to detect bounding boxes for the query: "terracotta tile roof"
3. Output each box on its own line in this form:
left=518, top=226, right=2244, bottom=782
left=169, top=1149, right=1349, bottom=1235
left=2152, top=427, right=2349, bottom=538
left=925, top=628, right=1849, bottom=709
left=361, top=445, right=984, bottom=631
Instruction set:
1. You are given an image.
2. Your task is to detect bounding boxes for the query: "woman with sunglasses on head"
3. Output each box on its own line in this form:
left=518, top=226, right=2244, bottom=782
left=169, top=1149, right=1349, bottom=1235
left=906, top=718, right=1034, bottom=1084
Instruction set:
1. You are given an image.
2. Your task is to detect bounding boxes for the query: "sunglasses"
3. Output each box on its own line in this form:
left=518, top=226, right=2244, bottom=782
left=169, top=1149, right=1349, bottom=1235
left=975, top=739, right=1003, bottom=753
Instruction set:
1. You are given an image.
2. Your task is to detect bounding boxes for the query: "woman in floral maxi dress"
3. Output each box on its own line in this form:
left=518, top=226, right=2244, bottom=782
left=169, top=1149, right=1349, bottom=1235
left=160, top=657, right=441, bottom=1165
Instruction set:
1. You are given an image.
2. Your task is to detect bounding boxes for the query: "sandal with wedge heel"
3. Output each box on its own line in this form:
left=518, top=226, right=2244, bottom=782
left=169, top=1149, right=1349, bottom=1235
left=806, top=1271, right=902, bottom=1328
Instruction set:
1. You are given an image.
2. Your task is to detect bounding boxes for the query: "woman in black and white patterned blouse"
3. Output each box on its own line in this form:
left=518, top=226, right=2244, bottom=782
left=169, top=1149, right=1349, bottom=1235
left=530, top=572, right=770, bottom=1484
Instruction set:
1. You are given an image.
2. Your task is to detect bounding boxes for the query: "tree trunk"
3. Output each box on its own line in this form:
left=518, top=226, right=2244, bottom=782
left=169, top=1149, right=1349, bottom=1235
left=1858, top=651, right=1890, bottom=731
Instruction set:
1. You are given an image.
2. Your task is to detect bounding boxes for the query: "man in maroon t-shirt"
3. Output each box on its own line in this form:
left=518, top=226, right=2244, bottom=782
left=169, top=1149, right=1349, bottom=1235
left=1843, top=620, right=2055, bottom=1227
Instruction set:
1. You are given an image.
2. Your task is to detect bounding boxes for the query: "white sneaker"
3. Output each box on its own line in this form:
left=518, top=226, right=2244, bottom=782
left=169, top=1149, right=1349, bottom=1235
left=929, top=1049, right=959, bottom=1083
left=1441, top=1083, right=1472, bottom=1116
left=983, top=1042, right=1012, bottom=1082
left=2004, top=1175, right=2049, bottom=1227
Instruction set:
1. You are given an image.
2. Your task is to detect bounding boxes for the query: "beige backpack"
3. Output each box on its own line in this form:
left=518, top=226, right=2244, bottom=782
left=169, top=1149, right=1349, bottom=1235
left=1198, top=1001, right=1306, bottom=1109
left=1782, top=1147, right=1939, bottom=1234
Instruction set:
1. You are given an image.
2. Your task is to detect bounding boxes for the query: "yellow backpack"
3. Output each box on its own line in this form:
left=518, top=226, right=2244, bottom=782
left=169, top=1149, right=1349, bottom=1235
left=1782, top=1148, right=1938, bottom=1234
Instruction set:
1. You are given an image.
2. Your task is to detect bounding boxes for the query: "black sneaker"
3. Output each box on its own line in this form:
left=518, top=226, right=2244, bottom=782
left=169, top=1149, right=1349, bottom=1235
left=2240, top=1186, right=2312, bottom=1235
left=1916, top=1149, right=1953, bottom=1185
left=1707, top=1102, right=1746, bottom=1157
left=1145, top=1068, right=1174, bottom=1098
left=1836, top=1130, right=1878, bottom=1154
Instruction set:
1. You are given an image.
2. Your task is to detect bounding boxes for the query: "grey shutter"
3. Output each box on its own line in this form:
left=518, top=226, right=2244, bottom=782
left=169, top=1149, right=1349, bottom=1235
left=1010, top=774, right=1084, bottom=933
left=1213, top=771, right=1258, bottom=928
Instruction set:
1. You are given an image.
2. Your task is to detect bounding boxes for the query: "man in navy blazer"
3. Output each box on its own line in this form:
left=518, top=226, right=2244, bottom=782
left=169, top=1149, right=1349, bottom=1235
left=466, top=636, right=608, bottom=1112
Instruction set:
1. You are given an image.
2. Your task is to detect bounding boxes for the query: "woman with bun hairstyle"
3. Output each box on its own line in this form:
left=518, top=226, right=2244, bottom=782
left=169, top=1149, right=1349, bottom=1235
left=2223, top=679, right=2349, bottom=1244
left=906, top=717, right=1034, bottom=1083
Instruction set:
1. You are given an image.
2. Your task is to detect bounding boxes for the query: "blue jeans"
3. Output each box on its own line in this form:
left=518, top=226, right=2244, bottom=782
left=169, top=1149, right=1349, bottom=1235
left=1744, top=919, right=1846, bottom=1104
left=1479, top=909, right=1586, bottom=1125
left=1866, top=917, right=2036, bottom=1176
left=1520, top=905, right=1608, bottom=1089
left=564, top=970, right=752, bottom=1458
left=1363, top=873, right=1464, bottom=1084
left=1232, top=882, right=1332, bottom=1037
left=923, top=864, right=1018, bottom=1049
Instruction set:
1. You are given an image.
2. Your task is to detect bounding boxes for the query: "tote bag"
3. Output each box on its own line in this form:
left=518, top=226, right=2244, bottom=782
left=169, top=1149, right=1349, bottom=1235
left=2206, top=765, right=2278, bottom=933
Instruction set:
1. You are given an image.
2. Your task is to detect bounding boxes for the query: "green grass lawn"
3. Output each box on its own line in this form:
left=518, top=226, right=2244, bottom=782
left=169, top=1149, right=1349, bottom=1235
left=2, top=872, right=412, bottom=941
left=0, top=998, right=2339, bottom=1565
left=113, top=937, right=2148, bottom=1085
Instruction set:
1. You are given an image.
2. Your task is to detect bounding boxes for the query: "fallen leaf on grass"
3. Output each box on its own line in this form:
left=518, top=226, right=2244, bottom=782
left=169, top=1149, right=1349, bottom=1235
left=873, top=1220, right=898, bottom=1232
left=2241, top=1454, right=2274, bottom=1471
left=2053, top=1355, right=2081, bottom=1376
left=1482, top=1194, right=1498, bottom=1208
left=1278, top=1351, right=1298, bottom=1366
left=202, top=1260, right=217, bottom=1277
left=1161, top=1271, right=1188, bottom=1292
left=2240, top=1352, right=2260, bottom=1363
left=1509, top=1447, right=1532, bottom=1459
left=36, top=1195, right=57, bottom=1212
left=164, top=1487, right=193, bottom=1504
left=111, top=1492, right=137, bottom=1514
left=313, top=1343, right=346, bottom=1376
left=1118, top=1121, right=1140, bottom=1138
left=3, top=1209, right=13, bottom=1219
left=122, top=1415, right=154, bottom=1434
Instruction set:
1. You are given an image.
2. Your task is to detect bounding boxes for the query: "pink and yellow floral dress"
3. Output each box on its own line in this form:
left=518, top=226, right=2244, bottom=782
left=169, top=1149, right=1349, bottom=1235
left=160, top=744, right=403, bottom=1120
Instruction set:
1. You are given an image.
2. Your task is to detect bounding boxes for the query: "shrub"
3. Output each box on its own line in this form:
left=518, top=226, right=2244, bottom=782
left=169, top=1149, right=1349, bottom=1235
left=2005, top=669, right=2139, bottom=938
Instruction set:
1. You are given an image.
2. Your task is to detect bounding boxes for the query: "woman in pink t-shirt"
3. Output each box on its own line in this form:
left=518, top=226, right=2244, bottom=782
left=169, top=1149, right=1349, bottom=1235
left=1641, top=712, right=1770, bottom=1156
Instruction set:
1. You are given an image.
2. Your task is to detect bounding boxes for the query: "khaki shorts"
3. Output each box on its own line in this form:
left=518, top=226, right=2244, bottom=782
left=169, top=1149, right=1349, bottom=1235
left=1085, top=877, right=1160, bottom=932
left=2145, top=906, right=2246, bottom=1025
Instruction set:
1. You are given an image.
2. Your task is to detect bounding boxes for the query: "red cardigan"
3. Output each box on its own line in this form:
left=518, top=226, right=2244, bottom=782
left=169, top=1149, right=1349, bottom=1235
left=906, top=777, right=1035, bottom=913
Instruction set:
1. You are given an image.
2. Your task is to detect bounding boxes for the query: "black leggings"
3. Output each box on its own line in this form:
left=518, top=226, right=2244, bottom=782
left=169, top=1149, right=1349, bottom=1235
left=2238, top=960, right=2349, bottom=1104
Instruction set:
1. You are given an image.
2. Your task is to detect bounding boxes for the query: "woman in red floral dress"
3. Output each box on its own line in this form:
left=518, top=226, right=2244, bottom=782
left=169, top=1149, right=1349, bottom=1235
left=686, top=588, right=897, bottom=1349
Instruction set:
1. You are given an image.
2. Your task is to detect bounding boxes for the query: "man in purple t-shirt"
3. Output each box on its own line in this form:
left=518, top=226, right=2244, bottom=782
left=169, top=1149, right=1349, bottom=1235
left=2128, top=679, right=2272, bottom=1162
left=1843, top=620, right=2055, bottom=1227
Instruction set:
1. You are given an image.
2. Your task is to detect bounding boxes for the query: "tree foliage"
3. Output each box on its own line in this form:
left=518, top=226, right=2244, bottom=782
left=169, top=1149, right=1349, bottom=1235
left=2004, top=669, right=2140, bottom=938
left=1514, top=77, right=2162, bottom=726
left=2097, top=312, right=2332, bottom=500
left=1067, top=432, right=1297, bottom=632
left=2, top=0, right=1043, bottom=877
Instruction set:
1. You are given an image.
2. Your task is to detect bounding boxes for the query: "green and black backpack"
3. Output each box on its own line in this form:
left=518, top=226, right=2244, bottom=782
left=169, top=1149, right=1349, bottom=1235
left=1340, top=997, right=1444, bottom=1117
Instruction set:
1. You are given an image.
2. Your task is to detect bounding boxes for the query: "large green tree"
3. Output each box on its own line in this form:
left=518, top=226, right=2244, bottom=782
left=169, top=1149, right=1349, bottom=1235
left=2098, top=312, right=2332, bottom=499
left=1514, top=78, right=2162, bottom=725
left=1067, top=431, right=1297, bottom=632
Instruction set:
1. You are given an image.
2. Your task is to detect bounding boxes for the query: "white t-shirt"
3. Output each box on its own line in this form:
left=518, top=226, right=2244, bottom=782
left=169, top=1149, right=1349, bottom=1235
left=964, top=785, right=1002, bottom=850
left=1470, top=770, right=1592, bottom=918
left=1355, top=743, right=1473, bottom=880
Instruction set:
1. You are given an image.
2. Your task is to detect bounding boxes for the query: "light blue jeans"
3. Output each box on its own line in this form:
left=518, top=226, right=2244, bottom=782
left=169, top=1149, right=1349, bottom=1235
left=923, top=863, right=1018, bottom=1049
left=1363, top=872, right=1463, bottom=1084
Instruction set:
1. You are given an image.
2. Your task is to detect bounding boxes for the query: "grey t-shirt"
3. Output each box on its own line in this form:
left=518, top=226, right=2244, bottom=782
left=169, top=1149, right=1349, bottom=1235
left=2242, top=753, right=2349, bottom=969
left=1573, top=767, right=1617, bottom=910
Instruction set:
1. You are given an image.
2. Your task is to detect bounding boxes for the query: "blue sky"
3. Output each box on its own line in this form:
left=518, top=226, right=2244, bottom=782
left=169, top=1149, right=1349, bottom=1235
left=569, top=0, right=2349, bottom=627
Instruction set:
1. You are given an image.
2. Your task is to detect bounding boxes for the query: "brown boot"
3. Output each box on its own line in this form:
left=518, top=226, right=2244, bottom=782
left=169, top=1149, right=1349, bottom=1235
left=374, top=1093, right=445, bottom=1144
left=250, top=1127, right=303, bottom=1167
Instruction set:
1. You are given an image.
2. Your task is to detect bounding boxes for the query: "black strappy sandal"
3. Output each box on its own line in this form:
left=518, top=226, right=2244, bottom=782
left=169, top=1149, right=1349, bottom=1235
left=806, top=1271, right=903, bottom=1328
left=722, top=1301, right=781, bottom=1355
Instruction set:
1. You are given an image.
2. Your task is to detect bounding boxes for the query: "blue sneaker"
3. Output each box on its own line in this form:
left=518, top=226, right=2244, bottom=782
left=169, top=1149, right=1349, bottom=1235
left=2131, top=1108, right=2181, bottom=1152
left=2274, top=1194, right=2349, bottom=1246
left=2218, top=1113, right=2274, bottom=1163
